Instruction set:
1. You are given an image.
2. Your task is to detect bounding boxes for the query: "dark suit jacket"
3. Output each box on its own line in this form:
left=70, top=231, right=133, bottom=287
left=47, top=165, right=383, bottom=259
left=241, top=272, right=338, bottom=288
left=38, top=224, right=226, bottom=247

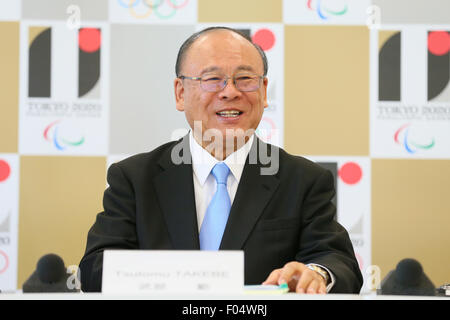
left=79, top=136, right=363, bottom=293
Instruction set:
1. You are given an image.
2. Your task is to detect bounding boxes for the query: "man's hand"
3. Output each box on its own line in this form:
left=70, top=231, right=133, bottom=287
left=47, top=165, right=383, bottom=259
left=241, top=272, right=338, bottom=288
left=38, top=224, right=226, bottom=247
left=262, top=261, right=327, bottom=294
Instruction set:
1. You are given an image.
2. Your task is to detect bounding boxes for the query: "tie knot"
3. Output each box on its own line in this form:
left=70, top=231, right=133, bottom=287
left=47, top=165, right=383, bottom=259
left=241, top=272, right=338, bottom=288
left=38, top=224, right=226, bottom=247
left=211, top=162, right=230, bottom=185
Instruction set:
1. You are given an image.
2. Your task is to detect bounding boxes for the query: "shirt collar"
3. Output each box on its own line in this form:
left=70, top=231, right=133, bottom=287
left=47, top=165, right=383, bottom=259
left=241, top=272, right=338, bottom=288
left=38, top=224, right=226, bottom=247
left=189, top=131, right=254, bottom=186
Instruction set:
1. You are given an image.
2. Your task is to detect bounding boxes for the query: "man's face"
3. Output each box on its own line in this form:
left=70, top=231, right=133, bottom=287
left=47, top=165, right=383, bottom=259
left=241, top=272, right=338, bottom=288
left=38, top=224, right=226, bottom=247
left=174, top=30, right=268, bottom=149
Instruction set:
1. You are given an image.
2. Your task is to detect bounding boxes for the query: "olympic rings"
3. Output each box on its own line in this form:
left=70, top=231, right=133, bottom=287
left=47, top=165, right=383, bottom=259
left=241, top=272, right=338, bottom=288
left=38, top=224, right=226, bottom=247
left=117, top=0, right=140, bottom=8
left=166, top=0, right=189, bottom=9
left=128, top=0, right=153, bottom=19
left=142, top=0, right=164, bottom=10
left=117, top=0, right=189, bottom=20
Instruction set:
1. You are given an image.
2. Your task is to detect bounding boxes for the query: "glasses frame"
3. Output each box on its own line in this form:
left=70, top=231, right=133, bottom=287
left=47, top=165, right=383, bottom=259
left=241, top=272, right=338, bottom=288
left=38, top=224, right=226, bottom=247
left=179, top=73, right=265, bottom=92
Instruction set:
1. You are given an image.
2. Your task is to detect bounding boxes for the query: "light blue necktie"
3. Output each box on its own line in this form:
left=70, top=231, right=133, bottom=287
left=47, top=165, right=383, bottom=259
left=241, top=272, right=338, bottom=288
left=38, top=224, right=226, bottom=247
left=199, top=162, right=231, bottom=250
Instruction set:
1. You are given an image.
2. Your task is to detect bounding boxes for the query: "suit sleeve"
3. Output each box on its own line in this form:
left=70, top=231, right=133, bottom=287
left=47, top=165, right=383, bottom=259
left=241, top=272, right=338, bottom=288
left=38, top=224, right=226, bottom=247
left=79, top=162, right=139, bottom=292
left=296, top=169, right=364, bottom=293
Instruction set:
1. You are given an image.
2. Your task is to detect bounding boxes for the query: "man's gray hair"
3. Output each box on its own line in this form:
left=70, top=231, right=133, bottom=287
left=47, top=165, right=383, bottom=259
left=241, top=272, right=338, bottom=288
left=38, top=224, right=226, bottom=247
left=175, top=26, right=269, bottom=77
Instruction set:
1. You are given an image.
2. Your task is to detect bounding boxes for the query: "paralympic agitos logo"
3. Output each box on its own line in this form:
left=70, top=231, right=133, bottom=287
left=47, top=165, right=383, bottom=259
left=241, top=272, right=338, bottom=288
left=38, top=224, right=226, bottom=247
left=43, top=120, right=85, bottom=151
left=394, top=123, right=435, bottom=154
left=28, top=26, right=101, bottom=99
left=306, top=0, right=348, bottom=20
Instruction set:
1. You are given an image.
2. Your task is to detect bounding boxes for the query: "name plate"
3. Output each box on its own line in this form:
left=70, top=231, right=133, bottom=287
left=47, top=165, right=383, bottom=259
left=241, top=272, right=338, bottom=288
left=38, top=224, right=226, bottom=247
left=102, top=250, right=244, bottom=294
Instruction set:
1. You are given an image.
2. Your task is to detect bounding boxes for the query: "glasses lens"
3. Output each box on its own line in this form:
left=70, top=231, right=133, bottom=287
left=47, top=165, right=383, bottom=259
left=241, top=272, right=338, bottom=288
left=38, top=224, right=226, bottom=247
left=198, top=74, right=262, bottom=92
left=201, top=75, right=225, bottom=92
left=235, top=75, right=260, bottom=92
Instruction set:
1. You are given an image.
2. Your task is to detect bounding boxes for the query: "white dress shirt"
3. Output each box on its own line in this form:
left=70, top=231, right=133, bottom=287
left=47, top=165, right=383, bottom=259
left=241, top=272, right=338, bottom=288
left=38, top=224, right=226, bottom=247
left=188, top=131, right=335, bottom=291
left=189, top=131, right=254, bottom=230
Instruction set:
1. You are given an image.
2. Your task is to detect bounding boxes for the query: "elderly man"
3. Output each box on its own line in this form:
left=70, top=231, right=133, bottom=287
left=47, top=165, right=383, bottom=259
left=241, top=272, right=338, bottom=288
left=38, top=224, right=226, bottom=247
left=79, top=26, right=363, bottom=294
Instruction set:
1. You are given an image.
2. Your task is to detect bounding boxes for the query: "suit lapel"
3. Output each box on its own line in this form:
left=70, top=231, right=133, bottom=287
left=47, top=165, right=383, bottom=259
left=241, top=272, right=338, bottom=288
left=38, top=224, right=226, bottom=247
left=220, top=138, right=280, bottom=250
left=152, top=135, right=279, bottom=251
left=153, top=135, right=200, bottom=250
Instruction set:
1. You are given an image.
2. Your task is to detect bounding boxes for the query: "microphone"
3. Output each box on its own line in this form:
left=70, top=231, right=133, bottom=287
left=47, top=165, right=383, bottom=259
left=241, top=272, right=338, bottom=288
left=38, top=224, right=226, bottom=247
left=379, top=258, right=435, bottom=296
left=22, top=253, right=80, bottom=293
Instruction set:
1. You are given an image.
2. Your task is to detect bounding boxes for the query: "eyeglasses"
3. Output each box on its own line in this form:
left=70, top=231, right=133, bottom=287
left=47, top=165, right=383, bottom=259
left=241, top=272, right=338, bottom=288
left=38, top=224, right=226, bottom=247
left=179, top=73, right=265, bottom=92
